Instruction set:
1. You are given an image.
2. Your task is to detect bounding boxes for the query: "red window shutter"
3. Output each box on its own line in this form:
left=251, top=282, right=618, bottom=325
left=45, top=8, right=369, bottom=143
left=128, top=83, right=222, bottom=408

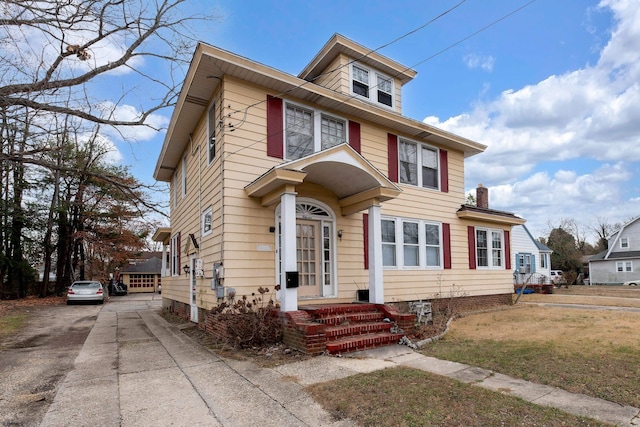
left=363, top=213, right=369, bottom=270
left=440, top=149, right=449, bottom=193
left=467, top=226, right=476, bottom=269
left=443, top=223, right=451, bottom=269
left=387, top=133, right=398, bottom=182
left=504, top=230, right=511, bottom=270
left=348, top=121, right=361, bottom=153
left=266, top=95, right=284, bottom=159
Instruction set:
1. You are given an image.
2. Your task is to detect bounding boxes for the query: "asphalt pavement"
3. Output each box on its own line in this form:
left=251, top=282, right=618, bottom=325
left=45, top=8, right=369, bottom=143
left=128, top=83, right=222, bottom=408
left=39, top=294, right=640, bottom=427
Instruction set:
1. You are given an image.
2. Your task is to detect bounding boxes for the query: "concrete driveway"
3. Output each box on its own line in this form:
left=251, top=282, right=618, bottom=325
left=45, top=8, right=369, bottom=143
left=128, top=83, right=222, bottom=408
left=38, top=294, right=351, bottom=427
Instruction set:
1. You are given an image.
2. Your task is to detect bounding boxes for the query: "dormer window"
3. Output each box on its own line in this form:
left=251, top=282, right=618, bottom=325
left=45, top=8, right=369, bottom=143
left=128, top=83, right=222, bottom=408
left=351, top=64, right=394, bottom=108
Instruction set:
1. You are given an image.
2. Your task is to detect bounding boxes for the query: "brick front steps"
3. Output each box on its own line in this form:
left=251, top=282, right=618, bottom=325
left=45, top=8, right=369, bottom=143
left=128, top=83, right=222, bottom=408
left=281, top=303, right=415, bottom=355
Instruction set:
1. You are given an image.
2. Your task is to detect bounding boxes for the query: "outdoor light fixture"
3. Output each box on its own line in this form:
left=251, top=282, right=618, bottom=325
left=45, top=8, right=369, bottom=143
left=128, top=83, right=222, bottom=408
left=183, top=264, right=190, bottom=275
left=337, top=229, right=343, bottom=241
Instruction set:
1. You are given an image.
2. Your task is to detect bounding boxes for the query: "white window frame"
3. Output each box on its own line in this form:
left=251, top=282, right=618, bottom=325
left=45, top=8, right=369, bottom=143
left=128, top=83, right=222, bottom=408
left=382, top=216, right=443, bottom=270
left=207, top=99, right=216, bottom=164
left=616, top=261, right=632, bottom=272
left=350, top=63, right=395, bottom=109
left=398, top=138, right=440, bottom=190
left=540, top=253, right=548, bottom=269
left=170, top=234, right=180, bottom=276
left=476, top=227, right=504, bottom=269
left=284, top=102, right=347, bottom=161
left=202, top=206, right=213, bottom=237
left=181, top=153, right=187, bottom=198
left=620, top=237, right=629, bottom=248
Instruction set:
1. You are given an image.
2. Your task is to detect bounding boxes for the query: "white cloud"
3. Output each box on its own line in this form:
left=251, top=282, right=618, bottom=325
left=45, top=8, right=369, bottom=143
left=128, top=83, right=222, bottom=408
left=427, top=0, right=640, bottom=240
left=98, top=102, right=170, bottom=142
left=463, top=53, right=495, bottom=71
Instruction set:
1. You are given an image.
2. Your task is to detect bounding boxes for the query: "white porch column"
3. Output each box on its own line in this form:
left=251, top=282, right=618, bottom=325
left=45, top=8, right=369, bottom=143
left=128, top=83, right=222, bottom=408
left=368, top=204, right=384, bottom=304
left=280, top=191, right=298, bottom=312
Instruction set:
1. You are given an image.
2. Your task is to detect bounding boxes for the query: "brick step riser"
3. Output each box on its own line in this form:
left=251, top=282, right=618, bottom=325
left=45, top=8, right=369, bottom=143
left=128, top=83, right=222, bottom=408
left=325, top=322, right=393, bottom=340
left=303, top=304, right=377, bottom=317
left=313, top=312, right=385, bottom=325
left=326, top=333, right=404, bottom=354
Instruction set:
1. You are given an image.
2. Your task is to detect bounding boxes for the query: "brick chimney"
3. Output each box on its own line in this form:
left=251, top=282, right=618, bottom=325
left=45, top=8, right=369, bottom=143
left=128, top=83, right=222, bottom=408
left=476, top=184, right=489, bottom=209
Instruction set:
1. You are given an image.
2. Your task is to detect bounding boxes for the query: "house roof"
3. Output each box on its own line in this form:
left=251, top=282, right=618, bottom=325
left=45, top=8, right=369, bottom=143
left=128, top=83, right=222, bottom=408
left=605, top=215, right=640, bottom=258
left=590, top=250, right=640, bottom=262
left=456, top=204, right=526, bottom=226
left=154, top=35, right=487, bottom=182
left=120, top=257, right=163, bottom=274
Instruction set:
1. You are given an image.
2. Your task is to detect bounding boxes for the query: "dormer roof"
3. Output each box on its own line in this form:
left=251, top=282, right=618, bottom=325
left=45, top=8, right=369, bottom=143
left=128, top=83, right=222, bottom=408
left=298, top=34, right=417, bottom=85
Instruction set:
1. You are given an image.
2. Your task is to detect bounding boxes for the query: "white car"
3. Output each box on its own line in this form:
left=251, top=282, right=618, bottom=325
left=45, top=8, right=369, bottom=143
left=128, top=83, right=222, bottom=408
left=622, top=280, right=639, bottom=286
left=550, top=270, right=564, bottom=284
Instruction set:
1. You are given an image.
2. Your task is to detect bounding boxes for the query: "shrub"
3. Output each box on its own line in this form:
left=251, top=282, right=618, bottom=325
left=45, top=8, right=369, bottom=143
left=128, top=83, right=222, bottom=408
left=209, top=286, right=282, bottom=348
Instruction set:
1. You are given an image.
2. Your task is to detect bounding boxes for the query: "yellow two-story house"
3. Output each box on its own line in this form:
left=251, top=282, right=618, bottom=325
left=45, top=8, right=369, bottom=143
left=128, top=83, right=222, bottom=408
left=153, top=34, right=524, bottom=353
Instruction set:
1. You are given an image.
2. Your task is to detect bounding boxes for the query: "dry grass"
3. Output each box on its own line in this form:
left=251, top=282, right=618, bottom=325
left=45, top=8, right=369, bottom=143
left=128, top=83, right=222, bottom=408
left=517, top=285, right=640, bottom=307
left=421, top=290, right=640, bottom=408
left=307, top=367, right=607, bottom=427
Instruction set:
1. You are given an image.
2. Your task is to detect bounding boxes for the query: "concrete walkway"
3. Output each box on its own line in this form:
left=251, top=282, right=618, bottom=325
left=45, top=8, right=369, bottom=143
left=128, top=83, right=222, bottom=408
left=40, top=295, right=640, bottom=426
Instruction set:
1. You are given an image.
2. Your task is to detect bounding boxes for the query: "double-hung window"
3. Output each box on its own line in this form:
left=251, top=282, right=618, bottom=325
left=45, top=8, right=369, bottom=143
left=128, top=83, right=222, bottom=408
left=383, top=217, right=442, bottom=269
left=285, top=103, right=346, bottom=160
left=170, top=234, right=180, bottom=276
left=207, top=99, right=216, bottom=164
left=403, top=221, right=419, bottom=267
left=286, top=105, right=314, bottom=160
left=181, top=153, right=187, bottom=198
left=351, top=64, right=394, bottom=108
left=399, top=139, right=439, bottom=189
left=476, top=228, right=504, bottom=268
left=321, top=115, right=345, bottom=149
left=621, top=237, right=629, bottom=248
left=382, top=219, right=397, bottom=267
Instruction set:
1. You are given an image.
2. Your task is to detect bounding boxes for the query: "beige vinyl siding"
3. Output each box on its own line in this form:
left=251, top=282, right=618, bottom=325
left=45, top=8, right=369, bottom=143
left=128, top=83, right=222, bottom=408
left=311, top=54, right=349, bottom=93
left=166, top=75, right=510, bottom=309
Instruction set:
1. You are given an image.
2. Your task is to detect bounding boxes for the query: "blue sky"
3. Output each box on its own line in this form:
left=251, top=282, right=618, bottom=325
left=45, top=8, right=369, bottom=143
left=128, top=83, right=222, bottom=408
left=110, top=0, right=640, bottom=242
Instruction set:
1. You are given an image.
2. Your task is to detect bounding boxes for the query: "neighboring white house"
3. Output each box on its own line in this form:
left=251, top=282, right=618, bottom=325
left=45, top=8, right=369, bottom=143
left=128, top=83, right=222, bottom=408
left=589, top=216, right=640, bottom=284
left=512, top=224, right=553, bottom=284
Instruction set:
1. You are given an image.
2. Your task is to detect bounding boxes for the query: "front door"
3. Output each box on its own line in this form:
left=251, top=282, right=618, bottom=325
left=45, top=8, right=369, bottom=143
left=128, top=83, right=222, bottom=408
left=189, top=255, right=198, bottom=323
left=296, top=220, right=322, bottom=297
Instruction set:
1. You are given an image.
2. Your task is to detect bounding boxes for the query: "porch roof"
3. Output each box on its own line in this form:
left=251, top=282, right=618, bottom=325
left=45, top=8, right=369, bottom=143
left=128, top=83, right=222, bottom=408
left=456, top=204, right=526, bottom=226
left=245, top=144, right=401, bottom=215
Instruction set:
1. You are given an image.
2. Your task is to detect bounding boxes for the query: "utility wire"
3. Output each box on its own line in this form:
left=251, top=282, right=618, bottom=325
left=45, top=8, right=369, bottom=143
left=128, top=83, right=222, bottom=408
left=221, top=0, right=537, bottom=159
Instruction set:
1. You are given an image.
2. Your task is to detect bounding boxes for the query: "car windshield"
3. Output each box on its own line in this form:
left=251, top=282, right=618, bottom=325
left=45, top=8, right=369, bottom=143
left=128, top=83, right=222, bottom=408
left=72, top=282, right=100, bottom=288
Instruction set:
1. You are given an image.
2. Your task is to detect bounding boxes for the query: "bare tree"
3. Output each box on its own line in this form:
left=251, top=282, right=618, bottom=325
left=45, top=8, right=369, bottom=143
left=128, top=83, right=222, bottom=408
left=0, top=0, right=216, bottom=297
left=0, top=0, right=211, bottom=127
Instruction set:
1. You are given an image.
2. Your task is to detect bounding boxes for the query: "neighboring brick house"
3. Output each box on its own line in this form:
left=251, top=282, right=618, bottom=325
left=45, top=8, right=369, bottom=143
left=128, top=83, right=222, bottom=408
left=589, top=216, right=640, bottom=284
left=118, top=254, right=162, bottom=293
left=152, top=34, right=525, bottom=352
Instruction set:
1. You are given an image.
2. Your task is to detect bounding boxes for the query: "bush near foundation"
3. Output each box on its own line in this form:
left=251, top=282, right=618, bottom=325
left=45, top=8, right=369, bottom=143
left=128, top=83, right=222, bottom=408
left=208, top=286, right=282, bottom=348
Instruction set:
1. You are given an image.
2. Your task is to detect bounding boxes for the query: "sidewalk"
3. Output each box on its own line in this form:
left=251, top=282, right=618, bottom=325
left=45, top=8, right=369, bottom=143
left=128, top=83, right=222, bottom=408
left=40, top=295, right=640, bottom=426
